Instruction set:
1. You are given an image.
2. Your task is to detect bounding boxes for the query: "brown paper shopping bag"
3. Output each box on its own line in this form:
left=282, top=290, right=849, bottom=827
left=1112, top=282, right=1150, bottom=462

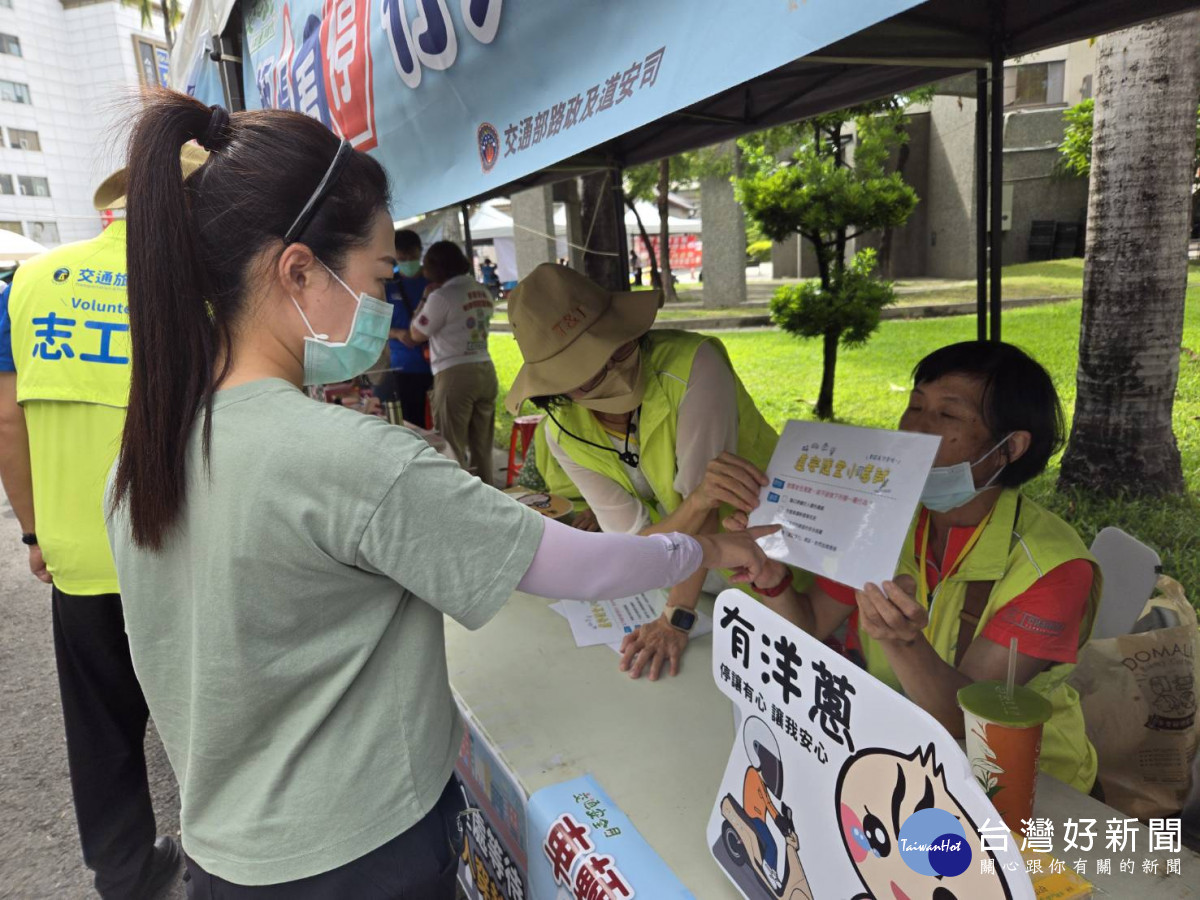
left=1070, top=576, right=1199, bottom=818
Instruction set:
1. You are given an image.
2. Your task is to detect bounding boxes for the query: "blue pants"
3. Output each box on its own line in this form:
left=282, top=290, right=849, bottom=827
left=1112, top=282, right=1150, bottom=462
left=750, top=817, right=778, bottom=870
left=183, top=777, right=465, bottom=898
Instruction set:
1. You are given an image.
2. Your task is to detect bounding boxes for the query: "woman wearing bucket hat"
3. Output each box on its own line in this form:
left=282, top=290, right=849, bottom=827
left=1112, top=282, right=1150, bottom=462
left=506, top=264, right=793, bottom=682
left=104, top=90, right=779, bottom=897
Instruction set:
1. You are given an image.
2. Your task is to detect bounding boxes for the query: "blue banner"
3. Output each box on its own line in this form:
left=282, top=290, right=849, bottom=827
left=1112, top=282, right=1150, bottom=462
left=232, top=0, right=921, bottom=219
left=526, top=774, right=693, bottom=899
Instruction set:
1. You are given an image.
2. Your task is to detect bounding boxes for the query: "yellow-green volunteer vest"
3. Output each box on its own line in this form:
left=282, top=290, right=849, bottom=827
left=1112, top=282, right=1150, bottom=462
left=858, top=488, right=1102, bottom=792
left=544, top=330, right=778, bottom=524
left=533, top=418, right=587, bottom=513
left=8, top=222, right=130, bottom=593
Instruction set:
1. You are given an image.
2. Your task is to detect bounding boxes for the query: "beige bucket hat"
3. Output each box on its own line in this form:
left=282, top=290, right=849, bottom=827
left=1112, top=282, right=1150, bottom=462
left=505, top=263, right=660, bottom=414
left=93, top=143, right=211, bottom=211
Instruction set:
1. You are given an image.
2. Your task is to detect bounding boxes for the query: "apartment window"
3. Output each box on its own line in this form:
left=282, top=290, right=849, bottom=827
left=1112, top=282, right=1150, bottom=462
left=9, top=128, right=40, bottom=151
left=0, top=174, right=12, bottom=195
left=1004, top=61, right=1066, bottom=109
left=0, top=221, right=21, bottom=234
left=0, top=34, right=20, bottom=57
left=17, top=174, right=49, bottom=197
left=0, top=80, right=32, bottom=105
left=29, top=221, right=59, bottom=244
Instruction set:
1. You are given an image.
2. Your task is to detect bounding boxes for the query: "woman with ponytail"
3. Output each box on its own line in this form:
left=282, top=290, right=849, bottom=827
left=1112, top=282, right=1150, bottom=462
left=107, top=90, right=778, bottom=897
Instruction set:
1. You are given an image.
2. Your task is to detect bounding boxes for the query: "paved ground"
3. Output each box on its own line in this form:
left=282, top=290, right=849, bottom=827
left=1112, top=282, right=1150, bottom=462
left=0, top=485, right=187, bottom=900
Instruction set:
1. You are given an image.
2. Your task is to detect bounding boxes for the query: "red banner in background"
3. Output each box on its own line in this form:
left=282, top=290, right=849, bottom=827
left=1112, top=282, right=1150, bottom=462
left=633, top=234, right=702, bottom=272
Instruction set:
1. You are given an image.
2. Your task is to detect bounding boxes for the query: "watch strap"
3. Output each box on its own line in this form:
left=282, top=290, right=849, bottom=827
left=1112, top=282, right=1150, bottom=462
left=662, top=604, right=697, bottom=633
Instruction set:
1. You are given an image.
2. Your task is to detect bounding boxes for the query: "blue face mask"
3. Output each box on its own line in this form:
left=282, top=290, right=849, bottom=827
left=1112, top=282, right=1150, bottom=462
left=919, top=434, right=1013, bottom=513
left=396, top=260, right=422, bottom=278
left=292, top=262, right=391, bottom=386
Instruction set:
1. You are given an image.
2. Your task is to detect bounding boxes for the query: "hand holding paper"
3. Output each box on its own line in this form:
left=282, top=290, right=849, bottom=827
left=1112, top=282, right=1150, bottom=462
left=689, top=452, right=770, bottom=513
left=856, top=575, right=927, bottom=645
left=747, top=421, right=940, bottom=589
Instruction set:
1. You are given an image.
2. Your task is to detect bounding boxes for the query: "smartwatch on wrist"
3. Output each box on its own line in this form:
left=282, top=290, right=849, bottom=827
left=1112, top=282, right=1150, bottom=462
left=20, top=532, right=37, bottom=547
left=662, top=604, right=697, bottom=634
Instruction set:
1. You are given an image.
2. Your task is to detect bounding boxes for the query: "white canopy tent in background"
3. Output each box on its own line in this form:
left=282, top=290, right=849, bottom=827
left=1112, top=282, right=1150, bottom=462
left=0, top=230, right=47, bottom=265
left=460, top=200, right=701, bottom=283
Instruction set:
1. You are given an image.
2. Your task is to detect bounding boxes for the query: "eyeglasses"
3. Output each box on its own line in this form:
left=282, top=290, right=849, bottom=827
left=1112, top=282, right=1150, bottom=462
left=575, top=340, right=638, bottom=393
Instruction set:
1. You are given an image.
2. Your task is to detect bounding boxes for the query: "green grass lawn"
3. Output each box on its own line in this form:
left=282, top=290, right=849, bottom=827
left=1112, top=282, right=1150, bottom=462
left=492, top=258, right=1095, bottom=323
left=493, top=287, right=1200, bottom=604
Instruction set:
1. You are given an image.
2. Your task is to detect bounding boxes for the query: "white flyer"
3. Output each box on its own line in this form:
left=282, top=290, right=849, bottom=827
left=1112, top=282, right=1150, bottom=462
left=550, top=590, right=713, bottom=650
left=748, top=420, right=940, bottom=589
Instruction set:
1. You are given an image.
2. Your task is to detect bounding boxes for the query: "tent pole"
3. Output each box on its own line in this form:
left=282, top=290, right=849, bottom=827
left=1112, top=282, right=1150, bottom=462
left=612, top=166, right=630, bottom=286
left=212, top=32, right=246, bottom=113
left=975, top=67, right=988, bottom=342
left=461, top=202, right=474, bottom=270
left=989, top=6, right=1005, bottom=342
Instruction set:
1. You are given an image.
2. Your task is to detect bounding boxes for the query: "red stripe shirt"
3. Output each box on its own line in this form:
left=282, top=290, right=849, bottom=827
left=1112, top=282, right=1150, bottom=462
left=816, top=511, right=1092, bottom=663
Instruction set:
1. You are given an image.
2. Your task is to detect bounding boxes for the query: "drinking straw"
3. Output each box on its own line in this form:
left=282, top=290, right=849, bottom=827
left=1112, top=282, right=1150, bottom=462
left=1006, top=636, right=1018, bottom=699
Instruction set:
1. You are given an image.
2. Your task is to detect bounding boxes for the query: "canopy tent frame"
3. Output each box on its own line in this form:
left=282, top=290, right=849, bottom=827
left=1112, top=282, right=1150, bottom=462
left=188, top=0, right=1200, bottom=338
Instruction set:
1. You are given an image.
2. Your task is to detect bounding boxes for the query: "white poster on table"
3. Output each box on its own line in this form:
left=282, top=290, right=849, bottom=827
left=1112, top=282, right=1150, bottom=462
left=550, top=590, right=713, bottom=650
left=707, top=589, right=1033, bottom=900
left=748, top=421, right=940, bottom=590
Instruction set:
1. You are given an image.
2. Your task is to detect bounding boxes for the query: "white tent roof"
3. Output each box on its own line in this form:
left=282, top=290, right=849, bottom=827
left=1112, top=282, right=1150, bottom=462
left=0, top=230, right=46, bottom=263
left=468, top=203, right=516, bottom=241
left=464, top=200, right=700, bottom=243
left=614, top=201, right=703, bottom=236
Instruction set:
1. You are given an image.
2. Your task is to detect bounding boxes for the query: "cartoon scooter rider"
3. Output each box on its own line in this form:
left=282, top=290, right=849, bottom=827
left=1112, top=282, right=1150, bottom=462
left=743, top=726, right=790, bottom=891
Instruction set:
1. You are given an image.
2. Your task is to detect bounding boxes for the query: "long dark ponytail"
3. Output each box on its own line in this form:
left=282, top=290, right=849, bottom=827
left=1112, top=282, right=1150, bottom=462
left=113, top=89, right=389, bottom=549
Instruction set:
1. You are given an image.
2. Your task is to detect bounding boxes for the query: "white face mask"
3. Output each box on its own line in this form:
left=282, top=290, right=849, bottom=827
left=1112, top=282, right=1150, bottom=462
left=919, top=433, right=1014, bottom=513
left=291, top=262, right=392, bottom=386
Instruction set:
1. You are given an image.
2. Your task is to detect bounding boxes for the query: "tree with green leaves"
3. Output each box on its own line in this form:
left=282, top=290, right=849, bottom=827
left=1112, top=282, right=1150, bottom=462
left=736, top=100, right=920, bottom=420
left=137, top=0, right=182, bottom=50
left=1058, top=97, right=1200, bottom=180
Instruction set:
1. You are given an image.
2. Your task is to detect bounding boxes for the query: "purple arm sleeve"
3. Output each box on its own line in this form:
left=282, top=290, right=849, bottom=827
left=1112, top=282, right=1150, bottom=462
left=516, top=516, right=703, bottom=601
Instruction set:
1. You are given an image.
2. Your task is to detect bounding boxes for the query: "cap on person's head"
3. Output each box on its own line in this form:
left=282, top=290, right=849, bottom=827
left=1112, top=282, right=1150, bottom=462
left=93, top=143, right=210, bottom=211
left=504, top=263, right=660, bottom=414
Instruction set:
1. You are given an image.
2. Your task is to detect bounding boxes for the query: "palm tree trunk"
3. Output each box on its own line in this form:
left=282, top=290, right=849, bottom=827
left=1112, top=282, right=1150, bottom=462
left=161, top=0, right=174, bottom=49
left=1058, top=10, right=1200, bottom=496
left=625, top=196, right=660, bottom=289
left=657, top=159, right=677, bottom=304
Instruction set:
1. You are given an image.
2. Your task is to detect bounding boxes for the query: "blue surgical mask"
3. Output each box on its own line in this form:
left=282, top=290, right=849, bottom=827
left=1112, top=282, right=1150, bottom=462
left=396, top=260, right=422, bottom=278
left=292, top=262, right=391, bottom=386
left=919, top=433, right=1013, bottom=513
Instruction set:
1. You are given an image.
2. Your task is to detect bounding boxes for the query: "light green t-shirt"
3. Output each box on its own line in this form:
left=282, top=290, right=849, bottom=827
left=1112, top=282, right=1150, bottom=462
left=106, top=378, right=543, bottom=885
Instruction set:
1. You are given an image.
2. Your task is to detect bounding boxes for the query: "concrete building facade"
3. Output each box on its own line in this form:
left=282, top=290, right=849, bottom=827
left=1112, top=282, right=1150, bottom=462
left=774, top=40, right=1096, bottom=281
left=0, top=0, right=170, bottom=249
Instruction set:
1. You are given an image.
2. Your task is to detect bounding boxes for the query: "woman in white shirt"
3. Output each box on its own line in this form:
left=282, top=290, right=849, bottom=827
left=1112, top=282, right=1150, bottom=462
left=408, top=241, right=497, bottom=483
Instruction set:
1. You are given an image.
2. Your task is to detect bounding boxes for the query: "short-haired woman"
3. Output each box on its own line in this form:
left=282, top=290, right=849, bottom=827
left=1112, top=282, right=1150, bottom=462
left=728, top=341, right=1102, bottom=794
left=106, top=90, right=777, bottom=898
left=406, top=239, right=497, bottom=483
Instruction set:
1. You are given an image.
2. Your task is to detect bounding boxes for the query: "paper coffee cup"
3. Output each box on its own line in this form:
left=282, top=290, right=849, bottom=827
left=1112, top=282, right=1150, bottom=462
left=957, top=681, right=1052, bottom=831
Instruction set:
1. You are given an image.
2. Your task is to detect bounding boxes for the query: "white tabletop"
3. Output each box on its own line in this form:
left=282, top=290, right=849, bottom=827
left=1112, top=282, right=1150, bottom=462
left=446, top=592, right=1200, bottom=899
